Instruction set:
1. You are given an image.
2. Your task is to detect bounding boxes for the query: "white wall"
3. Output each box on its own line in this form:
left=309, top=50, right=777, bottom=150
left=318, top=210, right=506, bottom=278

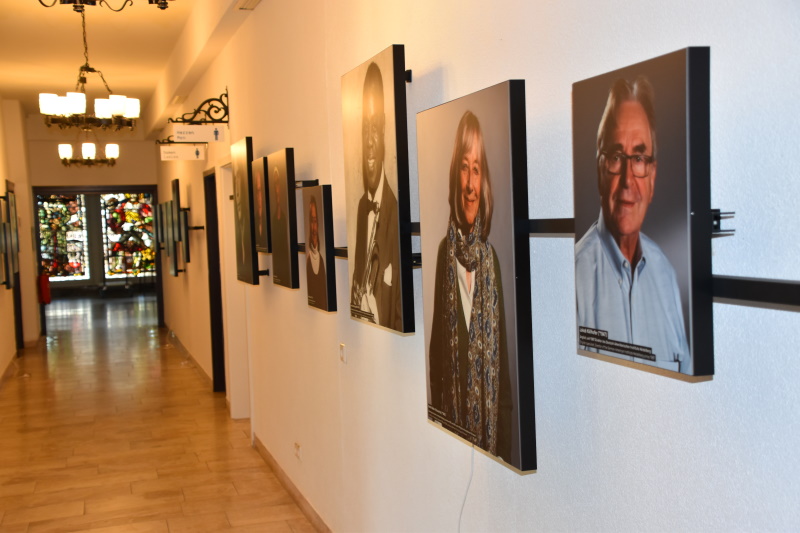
left=158, top=1, right=800, bottom=531
left=2, top=100, right=38, bottom=347
left=0, top=98, right=17, bottom=370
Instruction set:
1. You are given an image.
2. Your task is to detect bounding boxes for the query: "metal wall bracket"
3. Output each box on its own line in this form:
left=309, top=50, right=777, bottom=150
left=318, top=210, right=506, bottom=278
left=529, top=218, right=575, bottom=235
left=168, top=90, right=229, bottom=125
left=712, top=209, right=735, bottom=236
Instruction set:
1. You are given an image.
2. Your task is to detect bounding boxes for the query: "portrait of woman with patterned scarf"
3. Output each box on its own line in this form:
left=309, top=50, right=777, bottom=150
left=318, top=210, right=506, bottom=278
left=428, top=110, right=512, bottom=462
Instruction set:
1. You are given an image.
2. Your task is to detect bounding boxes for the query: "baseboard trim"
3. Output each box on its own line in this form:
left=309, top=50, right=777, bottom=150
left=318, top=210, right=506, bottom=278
left=167, top=329, right=214, bottom=388
left=252, top=433, right=331, bottom=533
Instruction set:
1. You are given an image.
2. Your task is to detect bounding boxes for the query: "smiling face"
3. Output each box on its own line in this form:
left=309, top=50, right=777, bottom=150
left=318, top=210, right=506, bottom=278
left=600, top=100, right=657, bottom=244
left=459, top=134, right=482, bottom=230
left=361, top=67, right=385, bottom=196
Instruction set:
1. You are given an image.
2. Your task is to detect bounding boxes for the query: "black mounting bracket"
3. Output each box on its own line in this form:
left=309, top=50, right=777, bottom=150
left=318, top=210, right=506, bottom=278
left=712, top=209, right=735, bottom=237
left=168, top=90, right=229, bottom=125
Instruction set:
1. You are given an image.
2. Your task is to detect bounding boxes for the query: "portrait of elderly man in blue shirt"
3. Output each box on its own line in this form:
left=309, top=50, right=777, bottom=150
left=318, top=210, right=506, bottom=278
left=575, top=76, right=690, bottom=373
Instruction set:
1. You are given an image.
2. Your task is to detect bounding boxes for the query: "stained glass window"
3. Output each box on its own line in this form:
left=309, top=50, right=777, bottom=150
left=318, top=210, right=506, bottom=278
left=37, top=194, right=90, bottom=281
left=100, top=193, right=156, bottom=279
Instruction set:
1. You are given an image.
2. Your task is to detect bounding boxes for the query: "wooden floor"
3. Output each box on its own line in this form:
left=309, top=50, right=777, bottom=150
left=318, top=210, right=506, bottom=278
left=0, top=295, right=313, bottom=533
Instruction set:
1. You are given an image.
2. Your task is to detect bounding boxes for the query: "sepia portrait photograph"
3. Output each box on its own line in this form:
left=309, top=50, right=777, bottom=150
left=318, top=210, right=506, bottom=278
left=573, top=48, right=712, bottom=377
left=231, top=137, right=259, bottom=285
left=341, top=44, right=414, bottom=334
left=303, top=185, right=336, bottom=312
left=251, top=156, right=271, bottom=254
left=418, top=80, right=535, bottom=472
left=267, top=148, right=299, bottom=289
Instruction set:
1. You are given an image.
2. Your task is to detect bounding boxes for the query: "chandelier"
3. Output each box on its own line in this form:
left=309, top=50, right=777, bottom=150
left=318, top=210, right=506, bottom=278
left=38, top=10, right=140, bottom=130
left=58, top=142, right=119, bottom=167
left=38, top=0, right=173, bottom=13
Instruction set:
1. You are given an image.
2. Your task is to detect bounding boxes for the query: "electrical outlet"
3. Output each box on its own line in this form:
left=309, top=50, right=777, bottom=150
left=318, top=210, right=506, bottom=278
left=339, top=343, right=346, bottom=364
left=294, top=442, right=302, bottom=460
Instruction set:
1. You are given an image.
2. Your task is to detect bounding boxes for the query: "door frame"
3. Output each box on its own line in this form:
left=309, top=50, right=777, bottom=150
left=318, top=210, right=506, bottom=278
left=32, top=185, right=163, bottom=327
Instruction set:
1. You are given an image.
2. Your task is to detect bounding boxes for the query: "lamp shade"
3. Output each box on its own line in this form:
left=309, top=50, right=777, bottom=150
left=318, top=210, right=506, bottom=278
left=39, top=93, right=59, bottom=115
left=123, top=98, right=140, bottom=119
left=56, top=96, right=71, bottom=116
left=58, top=144, right=73, bottom=160
left=95, top=98, right=112, bottom=119
left=109, top=95, right=126, bottom=116
left=82, top=143, right=96, bottom=160
left=105, top=143, right=119, bottom=159
left=66, top=92, right=86, bottom=116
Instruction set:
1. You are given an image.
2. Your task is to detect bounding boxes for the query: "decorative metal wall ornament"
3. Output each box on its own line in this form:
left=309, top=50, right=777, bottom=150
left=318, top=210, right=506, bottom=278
left=38, top=0, right=173, bottom=12
left=168, top=91, right=229, bottom=125
left=157, top=91, right=229, bottom=145
left=38, top=11, right=140, bottom=131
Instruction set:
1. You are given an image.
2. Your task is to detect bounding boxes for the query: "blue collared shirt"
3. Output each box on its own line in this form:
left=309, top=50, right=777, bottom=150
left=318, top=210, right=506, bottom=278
left=575, top=212, right=691, bottom=373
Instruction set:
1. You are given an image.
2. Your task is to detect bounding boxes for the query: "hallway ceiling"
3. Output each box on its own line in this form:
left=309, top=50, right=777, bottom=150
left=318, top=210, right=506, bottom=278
left=0, top=1, right=193, bottom=116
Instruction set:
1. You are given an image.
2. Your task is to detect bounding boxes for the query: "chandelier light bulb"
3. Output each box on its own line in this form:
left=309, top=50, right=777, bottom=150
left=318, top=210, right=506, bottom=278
left=58, top=144, right=73, bottom=160
left=123, top=98, right=140, bottom=119
left=105, top=143, right=120, bottom=159
left=39, top=93, right=59, bottom=115
left=109, top=95, right=126, bottom=116
left=82, top=142, right=96, bottom=160
left=95, top=98, right=112, bottom=119
left=56, top=96, right=71, bottom=116
left=66, top=92, right=87, bottom=116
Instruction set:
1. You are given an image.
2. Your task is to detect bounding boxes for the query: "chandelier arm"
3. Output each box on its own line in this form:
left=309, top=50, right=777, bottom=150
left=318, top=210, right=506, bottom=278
left=96, top=70, right=114, bottom=94
left=38, top=0, right=58, bottom=6
left=99, top=0, right=134, bottom=12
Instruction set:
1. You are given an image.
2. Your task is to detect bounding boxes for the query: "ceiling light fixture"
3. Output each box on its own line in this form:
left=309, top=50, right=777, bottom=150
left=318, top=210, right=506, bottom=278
left=38, top=0, right=174, bottom=13
left=58, top=142, right=119, bottom=167
left=38, top=10, right=139, bottom=131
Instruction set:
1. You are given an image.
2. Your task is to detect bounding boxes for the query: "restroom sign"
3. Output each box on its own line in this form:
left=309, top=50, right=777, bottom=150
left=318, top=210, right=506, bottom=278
left=167, top=123, right=226, bottom=143
left=160, top=144, right=207, bottom=161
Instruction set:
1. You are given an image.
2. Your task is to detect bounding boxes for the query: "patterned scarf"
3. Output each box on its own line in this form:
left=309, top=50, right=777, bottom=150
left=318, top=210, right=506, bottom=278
left=444, top=215, right=501, bottom=454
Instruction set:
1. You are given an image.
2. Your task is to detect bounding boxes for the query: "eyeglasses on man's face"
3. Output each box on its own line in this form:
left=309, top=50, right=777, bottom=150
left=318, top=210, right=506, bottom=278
left=600, top=151, right=655, bottom=178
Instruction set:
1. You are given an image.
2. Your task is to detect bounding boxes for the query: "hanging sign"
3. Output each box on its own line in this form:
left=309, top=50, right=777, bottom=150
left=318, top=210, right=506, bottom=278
left=167, top=123, right=226, bottom=143
left=160, top=144, right=207, bottom=161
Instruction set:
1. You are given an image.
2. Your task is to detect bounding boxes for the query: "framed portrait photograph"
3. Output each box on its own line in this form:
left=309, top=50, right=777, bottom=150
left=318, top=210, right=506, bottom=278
left=251, top=156, right=271, bottom=254
left=5, top=183, right=19, bottom=277
left=180, top=210, right=190, bottom=264
left=171, top=179, right=183, bottom=243
left=155, top=202, right=165, bottom=245
left=267, top=148, right=299, bottom=289
left=341, top=44, right=414, bottom=334
left=164, top=200, right=179, bottom=277
left=418, top=80, right=536, bottom=472
left=302, top=185, right=336, bottom=312
left=572, top=47, right=713, bottom=378
left=231, top=137, right=259, bottom=285
left=0, top=202, right=8, bottom=288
